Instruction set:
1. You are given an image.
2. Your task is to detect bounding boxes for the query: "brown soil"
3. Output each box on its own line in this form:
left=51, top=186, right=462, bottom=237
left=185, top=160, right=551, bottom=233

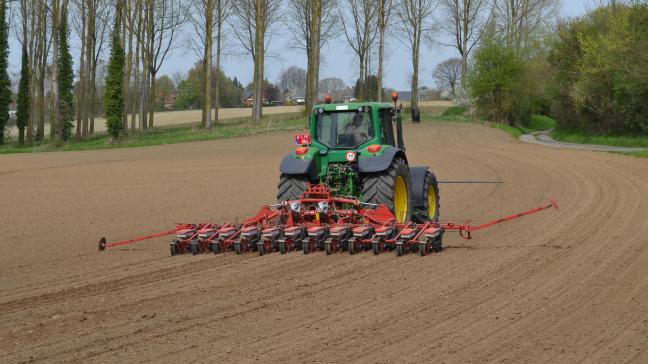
left=1, top=122, right=647, bottom=363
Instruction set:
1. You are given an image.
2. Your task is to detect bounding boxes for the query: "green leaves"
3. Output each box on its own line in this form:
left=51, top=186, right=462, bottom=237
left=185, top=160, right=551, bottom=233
left=104, top=31, right=125, bottom=141
left=550, top=3, right=648, bottom=134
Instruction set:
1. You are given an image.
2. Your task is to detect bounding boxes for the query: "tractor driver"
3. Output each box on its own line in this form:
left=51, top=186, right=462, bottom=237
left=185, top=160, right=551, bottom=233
left=344, top=112, right=369, bottom=145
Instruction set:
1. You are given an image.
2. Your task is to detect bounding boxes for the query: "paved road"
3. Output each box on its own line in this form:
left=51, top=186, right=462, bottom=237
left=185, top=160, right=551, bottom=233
left=520, top=130, right=647, bottom=152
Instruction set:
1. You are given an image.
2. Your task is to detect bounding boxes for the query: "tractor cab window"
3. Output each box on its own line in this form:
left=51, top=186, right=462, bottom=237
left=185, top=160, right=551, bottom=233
left=316, top=110, right=374, bottom=148
left=380, top=109, right=396, bottom=146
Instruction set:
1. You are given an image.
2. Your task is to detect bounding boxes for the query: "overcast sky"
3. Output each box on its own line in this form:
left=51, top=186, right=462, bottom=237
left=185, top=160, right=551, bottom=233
left=8, top=0, right=592, bottom=91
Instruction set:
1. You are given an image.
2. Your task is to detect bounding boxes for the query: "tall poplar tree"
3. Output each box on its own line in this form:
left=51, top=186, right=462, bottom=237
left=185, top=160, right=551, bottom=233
left=0, top=0, right=10, bottom=145
left=58, top=7, right=74, bottom=140
left=104, top=2, right=125, bottom=141
left=16, top=44, right=30, bottom=146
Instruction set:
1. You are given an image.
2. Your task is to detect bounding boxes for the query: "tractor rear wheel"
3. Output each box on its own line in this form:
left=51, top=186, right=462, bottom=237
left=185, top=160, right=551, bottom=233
left=411, top=171, right=441, bottom=223
left=361, top=158, right=411, bottom=223
left=277, top=174, right=309, bottom=203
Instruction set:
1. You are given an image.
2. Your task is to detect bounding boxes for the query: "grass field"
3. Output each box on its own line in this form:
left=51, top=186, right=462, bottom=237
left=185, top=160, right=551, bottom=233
left=1, top=101, right=453, bottom=154
left=4, top=105, right=304, bottom=139
left=0, top=113, right=307, bottom=154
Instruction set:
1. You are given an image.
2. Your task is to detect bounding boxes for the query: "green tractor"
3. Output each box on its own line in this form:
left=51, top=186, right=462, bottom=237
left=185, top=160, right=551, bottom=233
left=277, top=98, right=440, bottom=224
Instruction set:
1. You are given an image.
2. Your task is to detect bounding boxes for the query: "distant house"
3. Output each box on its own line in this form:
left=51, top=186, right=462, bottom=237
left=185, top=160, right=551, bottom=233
left=163, top=92, right=178, bottom=110
left=396, top=91, right=413, bottom=102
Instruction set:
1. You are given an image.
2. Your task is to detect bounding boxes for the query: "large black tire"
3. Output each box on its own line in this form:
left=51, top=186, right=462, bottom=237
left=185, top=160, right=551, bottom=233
left=361, top=158, right=411, bottom=223
left=412, top=171, right=441, bottom=223
left=277, top=174, right=309, bottom=203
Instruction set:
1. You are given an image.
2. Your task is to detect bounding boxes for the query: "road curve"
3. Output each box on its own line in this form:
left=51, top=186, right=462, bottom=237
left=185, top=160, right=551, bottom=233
left=1, top=122, right=647, bottom=363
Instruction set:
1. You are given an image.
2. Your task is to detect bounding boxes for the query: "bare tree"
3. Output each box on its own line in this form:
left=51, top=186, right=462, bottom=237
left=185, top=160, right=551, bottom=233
left=187, top=0, right=232, bottom=128
left=339, top=0, right=378, bottom=100
left=440, top=0, right=490, bottom=83
left=34, top=1, right=49, bottom=141
left=376, top=0, right=393, bottom=102
left=87, top=0, right=111, bottom=135
left=319, top=77, right=348, bottom=101
left=71, top=0, right=88, bottom=138
left=15, top=0, right=44, bottom=143
left=433, top=57, right=462, bottom=97
left=230, top=0, right=281, bottom=121
left=138, top=0, right=185, bottom=129
left=187, top=0, right=214, bottom=128
left=213, top=0, right=233, bottom=122
left=286, top=0, right=337, bottom=113
left=278, top=66, right=307, bottom=95
left=493, top=0, right=560, bottom=50
left=396, top=0, right=437, bottom=113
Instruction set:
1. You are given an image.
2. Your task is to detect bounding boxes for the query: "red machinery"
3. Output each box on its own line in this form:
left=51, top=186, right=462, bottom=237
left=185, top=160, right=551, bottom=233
left=99, top=184, right=558, bottom=257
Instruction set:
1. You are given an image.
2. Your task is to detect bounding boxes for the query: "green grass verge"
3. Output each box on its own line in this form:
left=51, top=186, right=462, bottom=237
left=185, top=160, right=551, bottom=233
left=614, top=151, right=648, bottom=158
left=527, top=115, right=557, bottom=131
left=0, top=113, right=307, bottom=154
left=551, top=128, right=648, bottom=148
left=491, top=124, right=523, bottom=138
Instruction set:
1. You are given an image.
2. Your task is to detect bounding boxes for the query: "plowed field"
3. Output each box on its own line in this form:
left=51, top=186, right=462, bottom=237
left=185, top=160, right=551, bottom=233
left=1, top=121, right=647, bottom=363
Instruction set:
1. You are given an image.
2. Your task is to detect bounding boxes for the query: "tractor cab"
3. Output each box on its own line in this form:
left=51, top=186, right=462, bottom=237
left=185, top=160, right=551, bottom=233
left=309, top=101, right=405, bottom=152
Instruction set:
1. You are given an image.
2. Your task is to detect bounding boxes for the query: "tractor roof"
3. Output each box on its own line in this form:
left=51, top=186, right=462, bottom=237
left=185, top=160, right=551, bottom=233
left=312, top=101, right=393, bottom=111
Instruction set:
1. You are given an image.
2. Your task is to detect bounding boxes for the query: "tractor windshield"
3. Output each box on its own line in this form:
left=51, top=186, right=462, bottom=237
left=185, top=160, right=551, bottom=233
left=315, top=110, right=374, bottom=149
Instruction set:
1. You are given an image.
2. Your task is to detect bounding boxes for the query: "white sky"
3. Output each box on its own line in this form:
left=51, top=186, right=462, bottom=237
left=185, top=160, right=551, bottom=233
left=7, top=0, right=591, bottom=91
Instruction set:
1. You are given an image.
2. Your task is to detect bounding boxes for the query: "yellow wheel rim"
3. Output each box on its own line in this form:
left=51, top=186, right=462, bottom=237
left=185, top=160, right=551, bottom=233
left=428, top=186, right=437, bottom=220
left=394, top=176, right=408, bottom=223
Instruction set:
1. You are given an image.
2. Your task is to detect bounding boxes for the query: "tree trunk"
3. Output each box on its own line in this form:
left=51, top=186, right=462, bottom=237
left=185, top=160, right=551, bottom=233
left=311, top=1, right=321, bottom=107
left=214, top=3, right=222, bottom=123
left=377, top=2, right=386, bottom=102
left=90, top=67, right=97, bottom=134
left=252, top=0, right=264, bottom=122
left=83, top=1, right=95, bottom=137
left=411, top=42, right=420, bottom=110
left=76, top=1, right=86, bottom=139
left=148, top=72, right=156, bottom=128
left=204, top=0, right=213, bottom=129
left=51, top=1, right=61, bottom=143
left=305, top=45, right=313, bottom=113
left=358, top=54, right=365, bottom=99
left=122, top=1, right=131, bottom=135
left=25, top=0, right=34, bottom=144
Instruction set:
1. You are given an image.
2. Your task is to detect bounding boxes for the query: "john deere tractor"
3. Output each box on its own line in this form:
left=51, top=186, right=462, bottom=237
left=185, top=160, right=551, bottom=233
left=277, top=98, right=440, bottom=224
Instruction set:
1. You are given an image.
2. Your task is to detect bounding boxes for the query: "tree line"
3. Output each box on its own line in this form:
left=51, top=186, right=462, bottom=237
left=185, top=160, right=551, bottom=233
left=2, top=0, right=642, bottom=147
left=466, top=0, right=648, bottom=136
left=0, top=0, right=502, bottom=145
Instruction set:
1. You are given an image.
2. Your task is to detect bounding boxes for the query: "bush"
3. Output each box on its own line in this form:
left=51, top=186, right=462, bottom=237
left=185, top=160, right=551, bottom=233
left=469, top=41, right=526, bottom=125
left=549, top=3, right=648, bottom=135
